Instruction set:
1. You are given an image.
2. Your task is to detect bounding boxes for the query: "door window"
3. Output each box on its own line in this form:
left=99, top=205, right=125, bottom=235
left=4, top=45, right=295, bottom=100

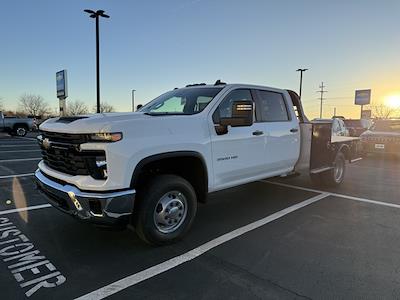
left=213, top=89, right=253, bottom=124
left=256, top=90, right=290, bottom=122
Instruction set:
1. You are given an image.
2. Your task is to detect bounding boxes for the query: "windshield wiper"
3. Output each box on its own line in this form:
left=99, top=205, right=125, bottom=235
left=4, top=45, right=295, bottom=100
left=143, top=112, right=191, bottom=116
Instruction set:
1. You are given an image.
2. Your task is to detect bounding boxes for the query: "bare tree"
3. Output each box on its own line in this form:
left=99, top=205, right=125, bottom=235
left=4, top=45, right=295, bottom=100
left=371, top=104, right=400, bottom=119
left=0, top=97, right=3, bottom=111
left=18, top=94, right=50, bottom=117
left=67, top=100, right=89, bottom=116
left=93, top=102, right=115, bottom=113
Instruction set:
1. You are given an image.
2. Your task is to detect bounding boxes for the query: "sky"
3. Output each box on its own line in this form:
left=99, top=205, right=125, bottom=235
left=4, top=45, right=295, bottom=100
left=1, top=0, right=399, bottom=119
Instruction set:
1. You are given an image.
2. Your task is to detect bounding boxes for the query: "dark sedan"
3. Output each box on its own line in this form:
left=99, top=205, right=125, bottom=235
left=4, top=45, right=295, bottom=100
left=360, top=119, right=400, bottom=156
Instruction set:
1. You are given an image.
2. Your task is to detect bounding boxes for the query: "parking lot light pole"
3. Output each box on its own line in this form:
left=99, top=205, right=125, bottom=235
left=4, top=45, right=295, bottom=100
left=132, top=89, right=136, bottom=112
left=84, top=9, right=110, bottom=113
left=296, top=68, right=308, bottom=101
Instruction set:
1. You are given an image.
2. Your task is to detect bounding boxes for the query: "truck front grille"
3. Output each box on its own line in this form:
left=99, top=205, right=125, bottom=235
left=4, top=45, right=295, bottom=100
left=40, top=131, right=106, bottom=179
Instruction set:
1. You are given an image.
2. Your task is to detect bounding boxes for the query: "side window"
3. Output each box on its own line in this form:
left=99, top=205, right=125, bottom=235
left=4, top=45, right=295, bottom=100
left=332, top=120, right=340, bottom=134
left=213, top=89, right=253, bottom=124
left=256, top=90, right=290, bottom=122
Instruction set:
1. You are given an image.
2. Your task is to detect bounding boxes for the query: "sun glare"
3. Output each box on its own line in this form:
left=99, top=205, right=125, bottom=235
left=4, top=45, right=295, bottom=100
left=385, top=95, right=400, bottom=108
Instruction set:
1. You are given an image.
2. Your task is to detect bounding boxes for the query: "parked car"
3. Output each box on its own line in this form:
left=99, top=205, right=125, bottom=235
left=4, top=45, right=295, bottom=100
left=343, top=119, right=370, bottom=137
left=0, top=111, right=35, bottom=136
left=360, top=119, right=400, bottom=156
left=313, top=118, right=350, bottom=136
left=35, top=82, right=362, bottom=245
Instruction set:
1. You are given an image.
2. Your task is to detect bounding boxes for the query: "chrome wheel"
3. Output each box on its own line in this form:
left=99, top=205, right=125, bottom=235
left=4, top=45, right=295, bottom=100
left=16, top=127, right=26, bottom=136
left=334, top=157, right=344, bottom=182
left=153, top=190, right=188, bottom=234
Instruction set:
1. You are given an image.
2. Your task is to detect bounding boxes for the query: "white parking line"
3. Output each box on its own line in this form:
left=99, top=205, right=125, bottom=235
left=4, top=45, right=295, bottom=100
left=0, top=149, right=41, bottom=153
left=0, top=144, right=37, bottom=148
left=0, top=204, right=52, bottom=216
left=0, top=158, right=41, bottom=163
left=74, top=193, right=329, bottom=300
left=0, top=173, right=34, bottom=179
left=262, top=180, right=400, bottom=209
left=16, top=137, right=38, bottom=141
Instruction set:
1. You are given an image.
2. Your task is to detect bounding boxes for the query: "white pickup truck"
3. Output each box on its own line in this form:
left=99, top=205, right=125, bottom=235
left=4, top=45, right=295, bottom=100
left=35, top=82, right=361, bottom=245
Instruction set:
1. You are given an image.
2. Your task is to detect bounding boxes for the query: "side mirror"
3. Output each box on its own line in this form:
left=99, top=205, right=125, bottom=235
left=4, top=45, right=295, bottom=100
left=220, top=100, right=254, bottom=127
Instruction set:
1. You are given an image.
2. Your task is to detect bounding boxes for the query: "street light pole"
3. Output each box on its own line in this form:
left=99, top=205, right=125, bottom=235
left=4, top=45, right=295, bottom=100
left=132, top=89, right=136, bottom=112
left=296, top=68, right=308, bottom=101
left=84, top=9, right=110, bottom=113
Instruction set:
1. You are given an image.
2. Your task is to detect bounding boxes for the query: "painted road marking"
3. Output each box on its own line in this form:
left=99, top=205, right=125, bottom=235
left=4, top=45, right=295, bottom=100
left=0, top=204, right=52, bottom=216
left=0, top=158, right=41, bottom=163
left=74, top=193, right=329, bottom=300
left=0, top=144, right=37, bottom=148
left=0, top=150, right=41, bottom=153
left=0, top=217, right=66, bottom=297
left=16, top=137, right=38, bottom=142
left=0, top=173, right=35, bottom=179
left=263, top=180, right=400, bottom=209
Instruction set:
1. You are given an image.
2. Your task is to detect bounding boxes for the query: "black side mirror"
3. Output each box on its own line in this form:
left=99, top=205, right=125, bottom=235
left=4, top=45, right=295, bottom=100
left=220, top=100, right=254, bottom=127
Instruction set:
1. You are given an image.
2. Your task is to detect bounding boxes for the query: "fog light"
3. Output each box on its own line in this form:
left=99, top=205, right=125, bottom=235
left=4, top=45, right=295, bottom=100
left=95, top=160, right=107, bottom=168
left=94, top=157, right=108, bottom=179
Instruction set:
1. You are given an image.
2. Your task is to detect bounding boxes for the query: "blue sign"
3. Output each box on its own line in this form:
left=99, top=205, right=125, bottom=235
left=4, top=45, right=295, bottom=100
left=355, top=89, right=371, bottom=105
left=56, top=70, right=68, bottom=99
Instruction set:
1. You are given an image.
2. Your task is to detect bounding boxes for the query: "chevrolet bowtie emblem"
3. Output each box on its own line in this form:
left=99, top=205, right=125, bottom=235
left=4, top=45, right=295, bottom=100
left=42, top=138, right=52, bottom=150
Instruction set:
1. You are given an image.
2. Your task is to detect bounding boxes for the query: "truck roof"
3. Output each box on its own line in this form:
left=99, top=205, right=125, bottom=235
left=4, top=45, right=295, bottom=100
left=181, top=83, right=286, bottom=92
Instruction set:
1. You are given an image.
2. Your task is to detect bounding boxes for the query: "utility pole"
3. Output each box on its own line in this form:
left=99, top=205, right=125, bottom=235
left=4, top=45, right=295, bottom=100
left=317, top=82, right=327, bottom=118
left=132, top=89, right=136, bottom=112
left=333, top=107, right=337, bottom=117
left=296, top=68, right=308, bottom=101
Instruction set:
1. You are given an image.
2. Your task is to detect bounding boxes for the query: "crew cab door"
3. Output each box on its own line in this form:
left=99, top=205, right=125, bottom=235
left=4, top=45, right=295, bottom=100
left=253, top=89, right=300, bottom=172
left=210, top=89, right=268, bottom=189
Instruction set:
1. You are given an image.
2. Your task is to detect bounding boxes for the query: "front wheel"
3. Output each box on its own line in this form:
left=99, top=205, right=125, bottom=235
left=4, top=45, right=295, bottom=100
left=133, top=174, right=197, bottom=245
left=14, top=126, right=28, bottom=137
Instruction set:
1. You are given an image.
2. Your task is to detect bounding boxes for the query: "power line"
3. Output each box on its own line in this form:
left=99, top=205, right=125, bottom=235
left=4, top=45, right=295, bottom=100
left=316, top=82, right=327, bottom=118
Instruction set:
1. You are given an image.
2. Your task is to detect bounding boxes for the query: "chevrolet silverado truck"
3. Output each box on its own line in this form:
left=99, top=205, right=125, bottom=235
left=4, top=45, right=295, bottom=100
left=35, top=82, right=362, bottom=245
left=0, top=111, right=34, bottom=136
left=360, top=119, right=400, bottom=156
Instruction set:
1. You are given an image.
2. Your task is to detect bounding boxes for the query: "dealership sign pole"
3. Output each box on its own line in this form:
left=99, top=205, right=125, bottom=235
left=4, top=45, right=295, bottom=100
left=56, top=70, right=68, bottom=116
left=355, top=89, right=371, bottom=119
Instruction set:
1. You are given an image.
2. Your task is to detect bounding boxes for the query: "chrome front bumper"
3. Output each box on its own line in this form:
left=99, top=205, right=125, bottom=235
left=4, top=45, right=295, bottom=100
left=35, top=169, right=136, bottom=226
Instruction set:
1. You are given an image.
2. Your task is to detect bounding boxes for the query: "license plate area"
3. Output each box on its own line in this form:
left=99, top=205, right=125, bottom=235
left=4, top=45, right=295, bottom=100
left=375, top=144, right=385, bottom=149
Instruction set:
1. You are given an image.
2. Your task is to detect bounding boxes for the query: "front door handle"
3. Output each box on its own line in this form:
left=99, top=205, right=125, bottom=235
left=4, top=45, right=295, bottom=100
left=252, top=130, right=264, bottom=136
left=290, top=128, right=299, bottom=133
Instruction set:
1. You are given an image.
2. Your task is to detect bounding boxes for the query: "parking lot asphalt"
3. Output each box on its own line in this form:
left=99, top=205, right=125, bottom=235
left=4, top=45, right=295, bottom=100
left=1, top=132, right=400, bottom=299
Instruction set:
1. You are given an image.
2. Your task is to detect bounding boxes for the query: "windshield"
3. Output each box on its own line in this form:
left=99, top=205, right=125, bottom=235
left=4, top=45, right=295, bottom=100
left=372, top=120, right=400, bottom=132
left=140, top=87, right=223, bottom=115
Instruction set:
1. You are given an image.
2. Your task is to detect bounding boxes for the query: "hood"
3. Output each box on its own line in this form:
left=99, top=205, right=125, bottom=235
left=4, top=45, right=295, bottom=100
left=39, top=112, right=151, bottom=134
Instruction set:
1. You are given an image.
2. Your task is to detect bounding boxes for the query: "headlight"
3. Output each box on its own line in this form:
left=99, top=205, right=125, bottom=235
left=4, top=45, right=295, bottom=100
left=89, top=132, right=123, bottom=142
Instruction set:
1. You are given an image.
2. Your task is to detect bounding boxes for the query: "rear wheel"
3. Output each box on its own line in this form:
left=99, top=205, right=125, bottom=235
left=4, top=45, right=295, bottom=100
left=133, top=174, right=197, bottom=245
left=310, top=152, right=346, bottom=187
left=322, top=152, right=346, bottom=186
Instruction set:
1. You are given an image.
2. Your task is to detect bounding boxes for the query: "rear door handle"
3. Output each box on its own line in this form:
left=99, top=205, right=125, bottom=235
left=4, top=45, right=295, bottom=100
left=290, top=128, right=298, bottom=133
left=252, top=130, right=264, bottom=136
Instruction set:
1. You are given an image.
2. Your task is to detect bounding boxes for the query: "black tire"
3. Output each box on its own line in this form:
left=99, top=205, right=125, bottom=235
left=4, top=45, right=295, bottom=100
left=14, top=126, right=28, bottom=137
left=321, top=152, right=346, bottom=186
left=133, top=174, right=197, bottom=245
